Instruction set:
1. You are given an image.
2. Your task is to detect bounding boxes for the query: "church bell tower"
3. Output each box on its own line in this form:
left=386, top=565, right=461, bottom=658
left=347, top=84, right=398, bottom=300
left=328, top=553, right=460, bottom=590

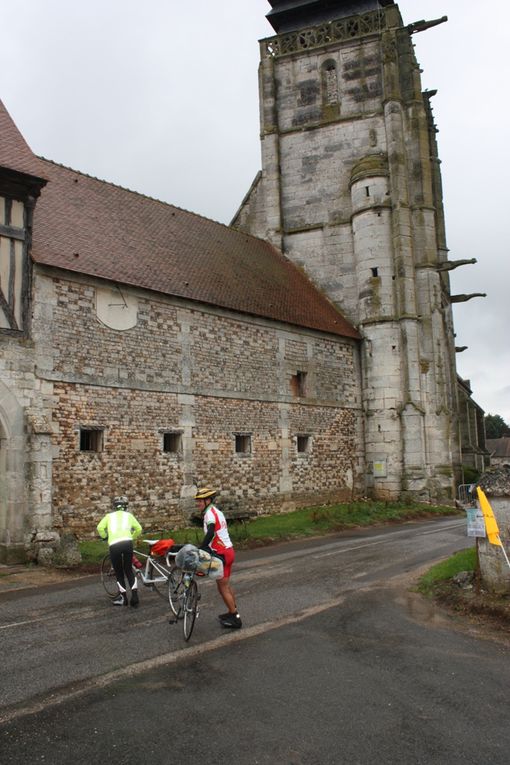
left=234, top=1, right=462, bottom=501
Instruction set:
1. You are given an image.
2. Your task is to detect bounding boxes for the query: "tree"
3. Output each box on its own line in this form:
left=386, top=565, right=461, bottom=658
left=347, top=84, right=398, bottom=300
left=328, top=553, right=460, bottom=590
left=484, top=413, right=510, bottom=439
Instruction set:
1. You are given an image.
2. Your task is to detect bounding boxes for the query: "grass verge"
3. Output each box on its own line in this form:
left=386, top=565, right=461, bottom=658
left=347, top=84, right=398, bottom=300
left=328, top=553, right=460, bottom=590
left=80, top=500, right=460, bottom=565
left=416, top=547, right=476, bottom=596
left=416, top=546, right=510, bottom=631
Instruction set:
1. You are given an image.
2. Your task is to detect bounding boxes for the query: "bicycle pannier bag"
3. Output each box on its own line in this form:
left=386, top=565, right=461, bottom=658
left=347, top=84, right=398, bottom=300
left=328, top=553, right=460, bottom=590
left=175, top=544, right=200, bottom=572
left=197, top=549, right=224, bottom=579
left=175, top=544, right=224, bottom=579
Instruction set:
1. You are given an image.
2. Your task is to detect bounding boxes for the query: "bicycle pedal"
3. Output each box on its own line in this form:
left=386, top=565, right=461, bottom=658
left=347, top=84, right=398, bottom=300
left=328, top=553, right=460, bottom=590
left=168, top=618, right=177, bottom=625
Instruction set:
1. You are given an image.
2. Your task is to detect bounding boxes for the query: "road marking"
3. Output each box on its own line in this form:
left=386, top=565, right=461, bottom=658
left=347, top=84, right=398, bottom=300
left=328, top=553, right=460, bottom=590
left=0, top=595, right=348, bottom=725
left=0, top=520, right=466, bottom=631
left=235, top=519, right=465, bottom=569
left=315, top=537, right=396, bottom=559
left=283, top=521, right=466, bottom=562
left=0, top=606, right=105, bottom=631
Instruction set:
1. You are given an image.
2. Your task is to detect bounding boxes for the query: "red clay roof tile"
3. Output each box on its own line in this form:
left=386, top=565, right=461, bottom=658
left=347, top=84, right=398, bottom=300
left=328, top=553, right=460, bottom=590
left=33, top=160, right=359, bottom=339
left=0, top=98, right=359, bottom=340
left=0, top=99, right=47, bottom=180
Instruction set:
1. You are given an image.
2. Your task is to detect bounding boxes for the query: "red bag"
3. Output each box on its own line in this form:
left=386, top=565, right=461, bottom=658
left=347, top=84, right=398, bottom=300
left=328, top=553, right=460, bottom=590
left=150, top=538, right=175, bottom=556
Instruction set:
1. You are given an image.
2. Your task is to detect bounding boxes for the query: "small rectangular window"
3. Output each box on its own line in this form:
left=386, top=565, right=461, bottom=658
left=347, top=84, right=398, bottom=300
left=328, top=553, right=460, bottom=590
left=297, top=435, right=311, bottom=454
left=80, top=428, right=103, bottom=453
left=163, top=432, right=182, bottom=454
left=290, top=371, right=307, bottom=397
left=235, top=433, right=252, bottom=455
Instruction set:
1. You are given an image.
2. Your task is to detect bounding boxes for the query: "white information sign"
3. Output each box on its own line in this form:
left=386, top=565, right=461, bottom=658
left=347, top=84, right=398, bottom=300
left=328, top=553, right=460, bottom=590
left=466, top=507, right=486, bottom=538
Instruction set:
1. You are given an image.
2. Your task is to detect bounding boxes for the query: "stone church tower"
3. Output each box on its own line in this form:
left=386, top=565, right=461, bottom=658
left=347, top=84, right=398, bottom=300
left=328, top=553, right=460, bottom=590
left=234, top=0, right=470, bottom=501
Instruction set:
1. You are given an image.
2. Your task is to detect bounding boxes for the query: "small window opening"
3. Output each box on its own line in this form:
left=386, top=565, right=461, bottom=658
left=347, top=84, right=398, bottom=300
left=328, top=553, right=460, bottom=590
left=365, top=186, right=370, bottom=197
left=290, top=371, right=307, bottom=397
left=297, top=435, right=311, bottom=454
left=322, top=61, right=339, bottom=106
left=163, top=432, right=182, bottom=454
left=371, top=267, right=379, bottom=277
left=80, top=428, right=103, bottom=452
left=235, top=434, right=252, bottom=455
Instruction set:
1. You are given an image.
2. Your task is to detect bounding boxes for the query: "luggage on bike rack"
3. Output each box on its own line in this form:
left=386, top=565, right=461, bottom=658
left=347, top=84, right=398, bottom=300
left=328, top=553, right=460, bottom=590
left=175, top=543, right=224, bottom=579
left=150, top=538, right=175, bottom=557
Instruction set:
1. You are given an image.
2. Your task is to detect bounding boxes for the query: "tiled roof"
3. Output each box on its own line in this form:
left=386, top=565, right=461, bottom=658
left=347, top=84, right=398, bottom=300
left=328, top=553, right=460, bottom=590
left=31, top=159, right=360, bottom=339
left=0, top=99, right=46, bottom=180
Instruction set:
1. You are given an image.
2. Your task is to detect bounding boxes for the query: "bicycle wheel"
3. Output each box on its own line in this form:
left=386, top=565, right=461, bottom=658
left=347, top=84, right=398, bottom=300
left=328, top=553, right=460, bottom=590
left=100, top=554, right=118, bottom=598
left=168, top=567, right=185, bottom=618
left=183, top=579, right=199, bottom=641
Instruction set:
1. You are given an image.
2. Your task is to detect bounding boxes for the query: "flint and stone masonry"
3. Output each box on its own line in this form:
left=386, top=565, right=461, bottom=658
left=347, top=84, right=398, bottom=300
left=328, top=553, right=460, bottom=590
left=36, top=271, right=362, bottom=541
left=233, top=2, right=463, bottom=501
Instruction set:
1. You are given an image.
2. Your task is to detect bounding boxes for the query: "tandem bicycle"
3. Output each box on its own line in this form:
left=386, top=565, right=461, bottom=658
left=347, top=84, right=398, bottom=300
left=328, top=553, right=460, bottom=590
left=100, top=539, right=181, bottom=599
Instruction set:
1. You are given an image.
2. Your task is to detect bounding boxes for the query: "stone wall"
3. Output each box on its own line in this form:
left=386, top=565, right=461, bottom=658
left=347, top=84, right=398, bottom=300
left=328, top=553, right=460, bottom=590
left=477, top=467, right=510, bottom=594
left=0, top=191, right=56, bottom=562
left=234, top=7, right=461, bottom=501
left=34, top=269, right=363, bottom=538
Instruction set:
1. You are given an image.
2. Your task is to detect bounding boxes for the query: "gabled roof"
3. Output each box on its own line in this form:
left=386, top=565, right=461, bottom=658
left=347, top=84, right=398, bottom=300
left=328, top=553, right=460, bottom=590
left=0, top=99, right=359, bottom=340
left=0, top=99, right=46, bottom=181
left=32, top=159, right=359, bottom=339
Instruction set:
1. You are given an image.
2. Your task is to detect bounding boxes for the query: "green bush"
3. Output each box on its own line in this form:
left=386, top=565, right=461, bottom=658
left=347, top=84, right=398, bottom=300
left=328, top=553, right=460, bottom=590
left=462, top=466, right=480, bottom=484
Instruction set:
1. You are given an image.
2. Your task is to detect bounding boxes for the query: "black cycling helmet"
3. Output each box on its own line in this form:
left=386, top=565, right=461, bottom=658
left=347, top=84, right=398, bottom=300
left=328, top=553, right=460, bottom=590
left=112, top=495, right=128, bottom=510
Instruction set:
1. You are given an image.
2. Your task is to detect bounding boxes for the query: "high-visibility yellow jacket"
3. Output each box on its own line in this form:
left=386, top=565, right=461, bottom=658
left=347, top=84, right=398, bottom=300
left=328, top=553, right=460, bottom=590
left=97, top=510, right=142, bottom=545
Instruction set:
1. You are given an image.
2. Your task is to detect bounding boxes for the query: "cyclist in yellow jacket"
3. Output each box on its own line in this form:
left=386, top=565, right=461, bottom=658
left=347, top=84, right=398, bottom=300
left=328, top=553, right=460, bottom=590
left=97, top=496, right=142, bottom=607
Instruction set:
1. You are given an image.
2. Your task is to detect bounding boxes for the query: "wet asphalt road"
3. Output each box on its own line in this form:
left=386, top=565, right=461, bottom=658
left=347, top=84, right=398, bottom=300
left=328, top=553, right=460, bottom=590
left=1, top=518, right=509, bottom=764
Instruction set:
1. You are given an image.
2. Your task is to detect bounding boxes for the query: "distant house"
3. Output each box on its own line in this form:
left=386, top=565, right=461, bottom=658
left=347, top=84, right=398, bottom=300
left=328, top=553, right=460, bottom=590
left=486, top=437, right=510, bottom=467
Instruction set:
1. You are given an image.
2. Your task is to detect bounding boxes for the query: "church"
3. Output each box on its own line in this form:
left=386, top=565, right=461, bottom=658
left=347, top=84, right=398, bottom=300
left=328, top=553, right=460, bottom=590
left=0, top=0, right=487, bottom=563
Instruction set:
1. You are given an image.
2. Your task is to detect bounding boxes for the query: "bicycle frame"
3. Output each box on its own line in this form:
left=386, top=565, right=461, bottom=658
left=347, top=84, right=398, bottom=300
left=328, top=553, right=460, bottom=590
left=133, top=547, right=171, bottom=586
left=100, top=540, right=175, bottom=599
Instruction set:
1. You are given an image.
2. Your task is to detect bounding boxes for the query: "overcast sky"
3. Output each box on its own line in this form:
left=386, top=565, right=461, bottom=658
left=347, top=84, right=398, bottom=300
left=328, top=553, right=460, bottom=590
left=1, top=0, right=508, bottom=423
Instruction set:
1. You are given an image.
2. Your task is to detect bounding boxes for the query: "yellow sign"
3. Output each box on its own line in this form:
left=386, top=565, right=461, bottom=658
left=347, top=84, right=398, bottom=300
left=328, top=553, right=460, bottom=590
left=476, top=488, right=502, bottom=547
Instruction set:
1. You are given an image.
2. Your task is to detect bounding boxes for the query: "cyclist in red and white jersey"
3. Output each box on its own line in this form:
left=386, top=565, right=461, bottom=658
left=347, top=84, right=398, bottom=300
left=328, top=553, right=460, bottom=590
left=195, top=487, right=242, bottom=629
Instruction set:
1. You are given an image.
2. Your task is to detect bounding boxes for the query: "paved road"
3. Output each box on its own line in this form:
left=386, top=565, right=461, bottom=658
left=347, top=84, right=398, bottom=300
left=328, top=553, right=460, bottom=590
left=1, top=518, right=508, bottom=764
